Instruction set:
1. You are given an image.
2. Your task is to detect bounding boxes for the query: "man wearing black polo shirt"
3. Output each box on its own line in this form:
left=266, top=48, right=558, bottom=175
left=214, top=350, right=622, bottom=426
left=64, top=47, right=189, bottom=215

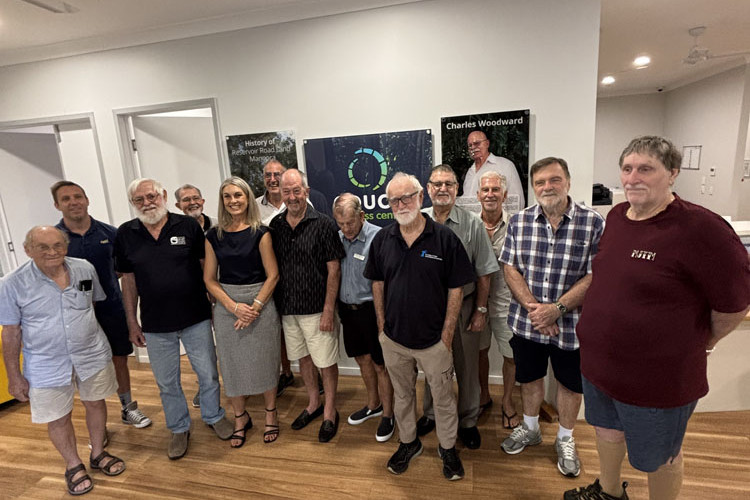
left=364, top=172, right=475, bottom=481
left=114, top=178, right=232, bottom=460
left=270, top=169, right=345, bottom=443
left=52, top=181, right=152, bottom=431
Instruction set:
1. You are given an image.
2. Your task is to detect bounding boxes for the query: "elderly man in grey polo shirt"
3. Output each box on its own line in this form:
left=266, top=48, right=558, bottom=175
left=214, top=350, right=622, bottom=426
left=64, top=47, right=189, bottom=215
left=417, top=164, right=500, bottom=450
left=0, top=226, right=125, bottom=496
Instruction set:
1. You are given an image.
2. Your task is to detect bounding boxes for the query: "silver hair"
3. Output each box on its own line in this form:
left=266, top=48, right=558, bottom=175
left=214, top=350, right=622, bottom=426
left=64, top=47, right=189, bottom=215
left=386, top=172, right=423, bottom=195
left=478, top=170, right=507, bottom=192
left=332, top=193, right=362, bottom=215
left=280, top=169, right=309, bottom=188
left=174, top=183, right=202, bottom=201
left=23, top=225, right=69, bottom=250
left=263, top=158, right=287, bottom=172
left=128, top=178, right=165, bottom=202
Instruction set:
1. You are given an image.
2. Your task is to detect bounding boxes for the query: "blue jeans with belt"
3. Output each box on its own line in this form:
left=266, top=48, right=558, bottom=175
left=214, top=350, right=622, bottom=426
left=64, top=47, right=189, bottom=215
left=144, top=319, right=224, bottom=433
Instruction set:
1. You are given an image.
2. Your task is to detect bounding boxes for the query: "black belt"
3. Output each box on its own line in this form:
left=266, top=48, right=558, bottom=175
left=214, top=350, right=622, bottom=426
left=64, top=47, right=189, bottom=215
left=339, top=300, right=372, bottom=311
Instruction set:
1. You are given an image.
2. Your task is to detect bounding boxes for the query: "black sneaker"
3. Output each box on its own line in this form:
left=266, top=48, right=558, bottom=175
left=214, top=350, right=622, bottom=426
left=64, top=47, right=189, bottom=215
left=416, top=415, right=435, bottom=436
left=348, top=404, right=384, bottom=425
left=564, top=479, right=629, bottom=500
left=386, top=438, right=423, bottom=475
left=438, top=445, right=464, bottom=481
left=277, top=372, right=294, bottom=397
left=376, top=417, right=395, bottom=442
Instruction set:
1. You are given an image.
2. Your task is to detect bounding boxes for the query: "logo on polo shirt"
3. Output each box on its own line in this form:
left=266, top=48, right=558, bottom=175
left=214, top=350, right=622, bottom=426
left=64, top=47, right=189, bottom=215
left=631, top=249, right=656, bottom=261
left=420, top=250, right=443, bottom=261
left=170, top=236, right=187, bottom=246
left=100, top=239, right=109, bottom=244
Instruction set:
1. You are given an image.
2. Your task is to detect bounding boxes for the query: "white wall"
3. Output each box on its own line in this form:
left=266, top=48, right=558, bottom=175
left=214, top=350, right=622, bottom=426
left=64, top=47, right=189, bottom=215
left=132, top=115, right=222, bottom=218
left=665, top=65, right=748, bottom=218
left=594, top=93, right=665, bottom=188
left=0, top=132, right=64, bottom=265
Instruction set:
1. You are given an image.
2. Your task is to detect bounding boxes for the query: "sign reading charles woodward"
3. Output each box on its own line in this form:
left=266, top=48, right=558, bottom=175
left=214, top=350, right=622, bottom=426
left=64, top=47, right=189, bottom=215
left=303, top=129, right=433, bottom=227
left=441, top=109, right=530, bottom=214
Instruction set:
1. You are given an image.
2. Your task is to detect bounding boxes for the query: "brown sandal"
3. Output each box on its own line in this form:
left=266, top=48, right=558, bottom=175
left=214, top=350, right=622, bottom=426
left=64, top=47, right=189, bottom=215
left=89, top=451, right=126, bottom=476
left=65, top=463, right=93, bottom=496
left=264, top=407, right=279, bottom=444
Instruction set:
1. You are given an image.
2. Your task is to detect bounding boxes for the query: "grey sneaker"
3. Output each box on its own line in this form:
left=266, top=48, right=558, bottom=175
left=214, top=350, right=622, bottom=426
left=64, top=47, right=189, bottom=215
left=564, top=479, right=629, bottom=500
left=501, top=422, right=542, bottom=455
left=121, top=401, right=152, bottom=428
left=168, top=430, right=190, bottom=460
left=555, top=435, right=581, bottom=477
left=210, top=416, right=234, bottom=440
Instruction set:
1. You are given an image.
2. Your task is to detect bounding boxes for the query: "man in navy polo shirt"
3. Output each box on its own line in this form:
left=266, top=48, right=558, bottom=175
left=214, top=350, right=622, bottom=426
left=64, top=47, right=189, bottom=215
left=114, top=178, right=232, bottom=460
left=364, top=172, right=475, bottom=481
left=52, top=181, right=152, bottom=431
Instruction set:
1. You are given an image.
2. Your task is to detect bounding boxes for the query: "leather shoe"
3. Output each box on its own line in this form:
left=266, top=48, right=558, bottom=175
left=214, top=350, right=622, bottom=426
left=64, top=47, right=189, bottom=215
left=457, top=425, right=481, bottom=449
left=291, top=405, right=324, bottom=430
left=416, top=415, right=435, bottom=436
left=210, top=416, right=234, bottom=440
left=168, top=430, right=190, bottom=460
left=318, top=411, right=339, bottom=443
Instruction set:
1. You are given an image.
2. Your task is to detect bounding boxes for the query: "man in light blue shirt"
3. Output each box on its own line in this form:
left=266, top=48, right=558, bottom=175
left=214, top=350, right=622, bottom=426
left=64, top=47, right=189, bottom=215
left=333, top=193, right=394, bottom=442
left=0, top=226, right=125, bottom=496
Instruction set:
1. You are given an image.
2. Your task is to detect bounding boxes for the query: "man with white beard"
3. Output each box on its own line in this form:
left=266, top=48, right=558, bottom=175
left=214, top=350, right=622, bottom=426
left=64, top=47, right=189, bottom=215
left=174, top=184, right=216, bottom=234
left=114, top=178, right=233, bottom=460
left=364, top=172, right=474, bottom=481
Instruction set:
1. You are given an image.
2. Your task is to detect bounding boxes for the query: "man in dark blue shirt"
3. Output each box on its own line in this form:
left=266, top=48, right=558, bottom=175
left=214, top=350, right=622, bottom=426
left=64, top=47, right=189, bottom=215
left=53, top=181, right=152, bottom=431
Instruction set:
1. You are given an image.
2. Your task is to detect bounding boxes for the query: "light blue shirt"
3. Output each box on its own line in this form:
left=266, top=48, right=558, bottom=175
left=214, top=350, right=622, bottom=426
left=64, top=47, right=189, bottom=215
left=339, top=221, right=380, bottom=305
left=0, top=257, right=112, bottom=388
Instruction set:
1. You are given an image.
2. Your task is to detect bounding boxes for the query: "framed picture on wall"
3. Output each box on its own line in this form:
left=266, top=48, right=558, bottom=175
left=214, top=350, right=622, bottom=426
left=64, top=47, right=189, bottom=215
left=681, top=145, right=701, bottom=170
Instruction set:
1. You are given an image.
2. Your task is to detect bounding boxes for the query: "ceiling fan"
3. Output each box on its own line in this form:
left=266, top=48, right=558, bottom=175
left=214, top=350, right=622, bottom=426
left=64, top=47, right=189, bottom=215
left=683, top=26, right=750, bottom=65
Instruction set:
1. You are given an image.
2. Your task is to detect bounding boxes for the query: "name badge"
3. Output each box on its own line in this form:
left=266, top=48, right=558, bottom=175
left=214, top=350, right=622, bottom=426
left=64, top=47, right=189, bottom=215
left=354, top=253, right=366, bottom=261
left=170, top=236, right=187, bottom=245
left=100, top=239, right=110, bottom=244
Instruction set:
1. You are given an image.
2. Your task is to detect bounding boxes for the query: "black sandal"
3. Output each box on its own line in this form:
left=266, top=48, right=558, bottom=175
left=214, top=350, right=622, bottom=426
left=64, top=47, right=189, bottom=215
left=264, top=407, right=279, bottom=444
left=230, top=411, right=253, bottom=449
left=65, top=463, right=93, bottom=496
left=89, top=451, right=126, bottom=476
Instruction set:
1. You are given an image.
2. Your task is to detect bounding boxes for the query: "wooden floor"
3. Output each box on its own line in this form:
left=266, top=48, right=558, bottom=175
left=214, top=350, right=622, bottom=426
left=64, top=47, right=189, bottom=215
left=1, top=358, right=748, bottom=499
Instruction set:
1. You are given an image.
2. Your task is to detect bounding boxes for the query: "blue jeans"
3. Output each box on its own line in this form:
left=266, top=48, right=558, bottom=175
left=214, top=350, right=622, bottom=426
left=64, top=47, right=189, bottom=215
left=144, top=320, right=224, bottom=433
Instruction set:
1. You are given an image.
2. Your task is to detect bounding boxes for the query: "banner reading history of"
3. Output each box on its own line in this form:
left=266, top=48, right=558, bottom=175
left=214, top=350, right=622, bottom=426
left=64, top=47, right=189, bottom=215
left=303, top=129, right=433, bottom=226
left=226, top=130, right=297, bottom=199
left=441, top=109, right=530, bottom=214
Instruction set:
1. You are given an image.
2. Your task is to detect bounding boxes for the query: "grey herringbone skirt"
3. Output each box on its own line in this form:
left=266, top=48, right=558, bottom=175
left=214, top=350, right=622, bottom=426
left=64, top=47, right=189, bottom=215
left=213, top=282, right=280, bottom=397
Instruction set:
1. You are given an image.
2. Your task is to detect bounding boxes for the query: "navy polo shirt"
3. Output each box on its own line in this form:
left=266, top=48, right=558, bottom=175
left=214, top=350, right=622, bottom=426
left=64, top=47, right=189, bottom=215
left=364, top=214, right=475, bottom=349
left=114, top=212, right=211, bottom=333
left=56, top=217, right=128, bottom=334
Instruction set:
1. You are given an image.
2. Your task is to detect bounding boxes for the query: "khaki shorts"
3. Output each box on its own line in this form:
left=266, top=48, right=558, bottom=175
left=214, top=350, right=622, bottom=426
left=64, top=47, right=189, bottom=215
left=282, top=313, right=340, bottom=368
left=481, top=316, right=513, bottom=358
left=29, top=362, right=117, bottom=424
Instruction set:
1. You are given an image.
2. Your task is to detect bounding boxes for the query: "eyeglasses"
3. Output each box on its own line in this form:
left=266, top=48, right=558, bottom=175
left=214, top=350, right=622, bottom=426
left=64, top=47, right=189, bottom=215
left=264, top=172, right=283, bottom=179
left=467, top=139, right=488, bottom=149
left=388, top=191, right=420, bottom=207
left=180, top=195, right=202, bottom=203
left=34, top=242, right=66, bottom=253
left=131, top=192, right=161, bottom=205
left=428, top=180, right=457, bottom=189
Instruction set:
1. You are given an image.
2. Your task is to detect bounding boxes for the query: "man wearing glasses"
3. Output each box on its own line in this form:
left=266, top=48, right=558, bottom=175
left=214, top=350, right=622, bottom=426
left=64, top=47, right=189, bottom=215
left=174, top=184, right=216, bottom=234
left=114, top=178, right=233, bottom=460
left=416, top=165, right=498, bottom=451
left=461, top=130, right=526, bottom=213
left=364, top=172, right=474, bottom=481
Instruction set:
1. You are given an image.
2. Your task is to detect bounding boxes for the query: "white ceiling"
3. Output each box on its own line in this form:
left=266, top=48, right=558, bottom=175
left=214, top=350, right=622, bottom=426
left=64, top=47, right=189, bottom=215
left=1, top=0, right=749, bottom=97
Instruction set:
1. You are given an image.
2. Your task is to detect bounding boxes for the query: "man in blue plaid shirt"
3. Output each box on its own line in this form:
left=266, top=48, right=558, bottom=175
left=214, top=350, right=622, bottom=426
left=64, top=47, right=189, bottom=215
left=499, top=157, right=604, bottom=478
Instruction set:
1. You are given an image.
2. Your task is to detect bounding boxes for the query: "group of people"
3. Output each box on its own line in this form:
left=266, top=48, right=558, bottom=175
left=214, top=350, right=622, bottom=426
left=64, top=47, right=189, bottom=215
left=1, top=134, right=748, bottom=499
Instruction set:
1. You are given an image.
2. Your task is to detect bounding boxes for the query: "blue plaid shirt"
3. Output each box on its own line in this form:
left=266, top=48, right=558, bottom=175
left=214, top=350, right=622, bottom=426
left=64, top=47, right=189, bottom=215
left=500, top=199, right=604, bottom=350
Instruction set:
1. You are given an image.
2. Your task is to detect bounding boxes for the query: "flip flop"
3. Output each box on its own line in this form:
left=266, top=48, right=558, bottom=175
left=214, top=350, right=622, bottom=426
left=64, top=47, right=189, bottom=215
left=502, top=408, right=519, bottom=429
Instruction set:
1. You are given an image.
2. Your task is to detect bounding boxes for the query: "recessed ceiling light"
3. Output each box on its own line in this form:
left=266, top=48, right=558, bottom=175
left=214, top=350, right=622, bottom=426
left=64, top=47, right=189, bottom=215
left=601, top=75, right=615, bottom=85
left=633, top=55, right=651, bottom=67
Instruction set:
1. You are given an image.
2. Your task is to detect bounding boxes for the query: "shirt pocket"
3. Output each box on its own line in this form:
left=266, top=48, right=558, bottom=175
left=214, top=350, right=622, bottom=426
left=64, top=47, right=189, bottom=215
left=69, top=290, right=93, bottom=310
left=566, top=241, right=590, bottom=272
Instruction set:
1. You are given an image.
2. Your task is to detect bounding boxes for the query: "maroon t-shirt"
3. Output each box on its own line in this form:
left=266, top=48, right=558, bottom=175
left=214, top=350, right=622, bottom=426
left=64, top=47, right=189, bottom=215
left=577, top=196, right=750, bottom=408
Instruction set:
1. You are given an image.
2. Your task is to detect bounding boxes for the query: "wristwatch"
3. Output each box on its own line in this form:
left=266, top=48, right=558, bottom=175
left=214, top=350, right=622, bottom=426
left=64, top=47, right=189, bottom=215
left=555, top=301, right=568, bottom=315
left=476, top=306, right=488, bottom=314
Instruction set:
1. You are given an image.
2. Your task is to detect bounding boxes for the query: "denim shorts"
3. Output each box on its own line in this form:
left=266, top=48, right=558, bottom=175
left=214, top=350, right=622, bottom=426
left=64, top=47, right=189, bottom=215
left=582, top=376, right=697, bottom=472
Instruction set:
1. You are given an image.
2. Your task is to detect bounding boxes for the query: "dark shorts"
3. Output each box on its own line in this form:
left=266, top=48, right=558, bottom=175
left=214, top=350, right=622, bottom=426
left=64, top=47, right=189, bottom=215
left=338, top=301, right=384, bottom=366
left=582, top=376, right=696, bottom=473
left=95, top=304, right=134, bottom=357
left=510, top=334, right=582, bottom=393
